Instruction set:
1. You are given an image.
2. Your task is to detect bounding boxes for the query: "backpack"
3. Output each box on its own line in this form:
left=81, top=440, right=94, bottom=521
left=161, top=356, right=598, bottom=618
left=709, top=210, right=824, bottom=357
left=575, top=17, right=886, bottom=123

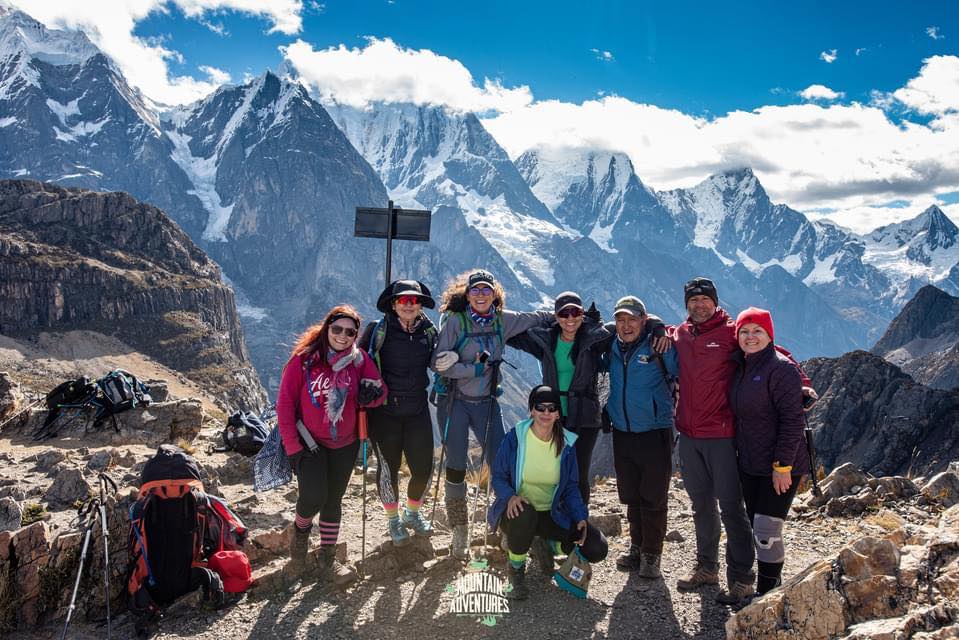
left=127, top=445, right=246, bottom=623
left=217, top=411, right=270, bottom=456
left=44, top=376, right=93, bottom=410
left=94, top=369, right=151, bottom=430
left=367, top=316, right=439, bottom=371
left=430, top=311, right=504, bottom=403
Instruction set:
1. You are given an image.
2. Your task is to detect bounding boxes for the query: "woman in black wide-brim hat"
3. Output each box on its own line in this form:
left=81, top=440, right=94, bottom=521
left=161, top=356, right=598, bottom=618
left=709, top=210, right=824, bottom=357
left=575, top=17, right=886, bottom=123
left=358, top=279, right=439, bottom=546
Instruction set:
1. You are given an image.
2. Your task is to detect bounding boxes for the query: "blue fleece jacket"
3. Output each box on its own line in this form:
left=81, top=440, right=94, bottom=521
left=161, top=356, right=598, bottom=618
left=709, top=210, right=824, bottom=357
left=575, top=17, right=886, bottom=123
left=488, top=419, right=588, bottom=530
left=604, top=334, right=678, bottom=433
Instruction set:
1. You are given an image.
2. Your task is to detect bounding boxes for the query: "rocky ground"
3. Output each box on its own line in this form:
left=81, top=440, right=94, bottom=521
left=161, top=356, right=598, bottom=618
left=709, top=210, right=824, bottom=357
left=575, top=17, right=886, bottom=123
left=2, top=366, right=959, bottom=639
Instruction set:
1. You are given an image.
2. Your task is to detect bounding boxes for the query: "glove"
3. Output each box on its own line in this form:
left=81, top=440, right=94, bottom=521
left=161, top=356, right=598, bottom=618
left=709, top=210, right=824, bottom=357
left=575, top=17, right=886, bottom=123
left=646, top=314, right=666, bottom=339
left=434, top=350, right=458, bottom=372
left=584, top=302, right=602, bottom=323
left=358, top=378, right=384, bottom=406
left=288, top=450, right=306, bottom=475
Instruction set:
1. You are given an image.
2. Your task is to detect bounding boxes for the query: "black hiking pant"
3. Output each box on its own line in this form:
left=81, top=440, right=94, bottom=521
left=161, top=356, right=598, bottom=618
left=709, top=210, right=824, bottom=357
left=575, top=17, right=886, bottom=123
left=294, top=439, right=360, bottom=523
left=499, top=507, right=608, bottom=563
left=568, top=426, right=600, bottom=504
left=368, top=405, right=434, bottom=506
left=613, top=428, right=672, bottom=555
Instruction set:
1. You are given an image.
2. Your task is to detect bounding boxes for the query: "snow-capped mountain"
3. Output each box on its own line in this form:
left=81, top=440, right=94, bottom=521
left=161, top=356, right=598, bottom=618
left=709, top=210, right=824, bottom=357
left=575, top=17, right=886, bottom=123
left=515, top=147, right=682, bottom=252
left=0, top=7, right=208, bottom=236
left=329, top=102, right=618, bottom=303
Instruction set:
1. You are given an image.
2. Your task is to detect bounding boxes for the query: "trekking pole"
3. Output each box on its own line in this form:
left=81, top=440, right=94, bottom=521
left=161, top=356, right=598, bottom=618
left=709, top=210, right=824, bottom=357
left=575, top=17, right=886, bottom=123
left=97, top=473, right=118, bottom=640
left=0, top=395, right=44, bottom=433
left=61, top=499, right=99, bottom=640
left=469, top=360, right=502, bottom=560
left=429, top=380, right=457, bottom=529
left=358, top=409, right=369, bottom=576
left=802, top=413, right=822, bottom=498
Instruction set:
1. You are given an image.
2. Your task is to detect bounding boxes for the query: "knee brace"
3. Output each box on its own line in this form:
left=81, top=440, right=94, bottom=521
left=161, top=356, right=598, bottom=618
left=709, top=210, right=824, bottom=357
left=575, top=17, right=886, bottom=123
left=752, top=514, right=785, bottom=563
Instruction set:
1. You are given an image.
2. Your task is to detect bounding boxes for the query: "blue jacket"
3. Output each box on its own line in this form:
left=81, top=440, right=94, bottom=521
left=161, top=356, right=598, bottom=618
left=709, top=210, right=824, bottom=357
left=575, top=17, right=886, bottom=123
left=488, top=419, right=588, bottom=531
left=604, top=334, right=678, bottom=433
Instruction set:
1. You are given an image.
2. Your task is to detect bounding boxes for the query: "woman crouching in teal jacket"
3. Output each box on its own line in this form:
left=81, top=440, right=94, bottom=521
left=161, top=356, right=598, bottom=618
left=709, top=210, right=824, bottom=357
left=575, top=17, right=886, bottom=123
left=489, top=385, right=609, bottom=600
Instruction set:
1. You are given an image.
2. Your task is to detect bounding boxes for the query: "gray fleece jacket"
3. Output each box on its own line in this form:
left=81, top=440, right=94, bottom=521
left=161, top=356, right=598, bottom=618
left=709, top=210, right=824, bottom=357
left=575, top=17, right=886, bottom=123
left=431, top=307, right=552, bottom=399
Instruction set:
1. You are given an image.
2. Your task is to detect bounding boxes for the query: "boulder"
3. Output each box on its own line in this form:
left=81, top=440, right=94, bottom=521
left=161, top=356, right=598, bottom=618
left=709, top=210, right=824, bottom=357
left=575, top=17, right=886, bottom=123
left=0, top=371, right=21, bottom=422
left=42, top=468, right=91, bottom=509
left=811, top=462, right=869, bottom=507
left=922, top=471, right=959, bottom=508
left=27, top=450, right=67, bottom=474
left=870, top=476, right=919, bottom=500
left=827, top=488, right=880, bottom=517
left=0, top=496, right=22, bottom=531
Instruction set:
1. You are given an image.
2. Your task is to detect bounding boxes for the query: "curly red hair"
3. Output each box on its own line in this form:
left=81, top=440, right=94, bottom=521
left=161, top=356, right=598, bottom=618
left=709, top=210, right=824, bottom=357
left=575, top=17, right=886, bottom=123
left=291, top=304, right=362, bottom=359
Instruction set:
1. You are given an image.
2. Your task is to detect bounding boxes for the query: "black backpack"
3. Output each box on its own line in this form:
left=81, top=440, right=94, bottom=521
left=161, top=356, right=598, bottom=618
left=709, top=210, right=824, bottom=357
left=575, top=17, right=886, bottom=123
left=95, top=370, right=151, bottom=423
left=127, top=445, right=245, bottom=626
left=45, top=376, right=93, bottom=410
left=218, top=411, right=270, bottom=456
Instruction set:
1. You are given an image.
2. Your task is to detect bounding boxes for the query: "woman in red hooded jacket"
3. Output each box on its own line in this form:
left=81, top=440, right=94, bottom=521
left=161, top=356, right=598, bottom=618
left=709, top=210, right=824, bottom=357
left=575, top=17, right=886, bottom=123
left=276, top=304, right=387, bottom=587
left=727, top=307, right=809, bottom=605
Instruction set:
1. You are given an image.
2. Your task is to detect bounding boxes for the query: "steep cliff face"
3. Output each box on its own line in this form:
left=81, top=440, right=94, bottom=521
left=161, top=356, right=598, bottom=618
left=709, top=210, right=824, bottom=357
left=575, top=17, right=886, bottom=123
left=803, top=350, right=959, bottom=477
left=0, top=179, right=266, bottom=410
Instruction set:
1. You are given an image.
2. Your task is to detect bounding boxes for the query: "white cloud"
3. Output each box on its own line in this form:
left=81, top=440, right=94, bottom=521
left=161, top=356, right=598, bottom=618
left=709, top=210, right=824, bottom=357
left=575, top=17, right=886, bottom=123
left=893, top=55, right=959, bottom=116
left=199, top=64, right=231, bottom=84
left=281, top=37, right=533, bottom=112
left=927, top=26, right=944, bottom=40
left=485, top=91, right=959, bottom=227
left=799, top=84, right=845, bottom=101
left=590, top=48, right=614, bottom=62
left=7, top=0, right=304, bottom=104
left=820, top=49, right=838, bottom=63
left=855, top=47, right=867, bottom=56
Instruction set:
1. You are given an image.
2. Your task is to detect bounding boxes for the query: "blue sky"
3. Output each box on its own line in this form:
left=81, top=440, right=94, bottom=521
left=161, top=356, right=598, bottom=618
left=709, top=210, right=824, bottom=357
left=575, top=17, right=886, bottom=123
left=137, top=1, right=958, bottom=118
left=11, top=0, right=959, bottom=231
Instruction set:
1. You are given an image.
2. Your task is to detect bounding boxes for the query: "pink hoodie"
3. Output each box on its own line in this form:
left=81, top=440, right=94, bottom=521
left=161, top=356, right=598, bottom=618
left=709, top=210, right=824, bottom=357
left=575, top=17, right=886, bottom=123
left=277, top=347, right=387, bottom=454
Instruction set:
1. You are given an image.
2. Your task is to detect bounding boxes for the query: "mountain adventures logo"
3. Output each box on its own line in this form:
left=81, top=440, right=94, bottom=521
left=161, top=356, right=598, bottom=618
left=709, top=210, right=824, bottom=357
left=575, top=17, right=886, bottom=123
left=445, top=562, right=510, bottom=627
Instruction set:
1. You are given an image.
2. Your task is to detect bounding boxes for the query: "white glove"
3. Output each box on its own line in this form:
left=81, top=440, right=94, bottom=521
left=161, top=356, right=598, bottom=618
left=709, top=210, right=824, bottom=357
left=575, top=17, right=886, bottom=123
left=434, top=351, right=459, bottom=372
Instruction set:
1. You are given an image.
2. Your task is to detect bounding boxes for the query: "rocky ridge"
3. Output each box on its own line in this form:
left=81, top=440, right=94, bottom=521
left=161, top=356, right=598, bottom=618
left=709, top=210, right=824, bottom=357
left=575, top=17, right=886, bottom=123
left=0, top=179, right=266, bottom=411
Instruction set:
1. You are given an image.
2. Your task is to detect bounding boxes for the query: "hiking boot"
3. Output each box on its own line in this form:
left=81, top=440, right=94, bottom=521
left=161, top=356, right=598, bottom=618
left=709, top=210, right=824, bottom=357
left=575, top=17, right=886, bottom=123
left=507, top=563, right=529, bottom=600
left=676, top=564, right=720, bottom=591
left=638, top=553, right=662, bottom=579
left=317, top=546, right=357, bottom=588
left=289, top=525, right=310, bottom=572
left=615, top=544, right=643, bottom=571
left=530, top=537, right=555, bottom=573
left=715, top=580, right=756, bottom=606
left=388, top=518, right=411, bottom=546
left=451, top=524, right=470, bottom=559
left=401, top=507, right=432, bottom=536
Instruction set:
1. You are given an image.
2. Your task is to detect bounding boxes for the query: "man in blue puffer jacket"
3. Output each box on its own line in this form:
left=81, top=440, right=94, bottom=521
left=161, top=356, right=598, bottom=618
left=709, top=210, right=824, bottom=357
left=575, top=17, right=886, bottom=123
left=603, top=295, right=678, bottom=579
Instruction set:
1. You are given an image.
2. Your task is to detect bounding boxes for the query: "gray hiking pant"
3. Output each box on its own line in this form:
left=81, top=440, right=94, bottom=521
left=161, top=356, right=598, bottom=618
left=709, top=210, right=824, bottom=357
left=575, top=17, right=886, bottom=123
left=678, top=434, right=755, bottom=584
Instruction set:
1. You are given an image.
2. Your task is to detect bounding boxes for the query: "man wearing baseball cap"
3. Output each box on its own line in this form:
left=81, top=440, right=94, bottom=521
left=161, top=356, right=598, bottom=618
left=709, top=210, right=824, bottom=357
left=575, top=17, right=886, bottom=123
left=604, top=295, right=678, bottom=580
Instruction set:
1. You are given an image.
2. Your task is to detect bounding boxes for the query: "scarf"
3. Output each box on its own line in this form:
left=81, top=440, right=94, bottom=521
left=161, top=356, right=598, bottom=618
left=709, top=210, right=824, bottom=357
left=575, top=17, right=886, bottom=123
left=469, top=305, right=496, bottom=326
left=306, top=345, right=364, bottom=441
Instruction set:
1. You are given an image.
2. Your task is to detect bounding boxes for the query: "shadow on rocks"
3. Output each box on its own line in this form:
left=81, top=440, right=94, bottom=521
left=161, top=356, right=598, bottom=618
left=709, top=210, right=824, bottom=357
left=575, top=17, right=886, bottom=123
left=608, top=573, right=692, bottom=640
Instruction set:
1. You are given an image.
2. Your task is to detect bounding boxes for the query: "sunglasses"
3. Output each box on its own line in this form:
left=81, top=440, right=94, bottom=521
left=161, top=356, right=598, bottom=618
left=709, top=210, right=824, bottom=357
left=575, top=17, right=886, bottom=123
left=395, top=295, right=422, bottom=306
left=329, top=325, right=358, bottom=337
left=533, top=403, right=559, bottom=413
left=469, top=286, right=494, bottom=296
left=557, top=307, right=583, bottom=319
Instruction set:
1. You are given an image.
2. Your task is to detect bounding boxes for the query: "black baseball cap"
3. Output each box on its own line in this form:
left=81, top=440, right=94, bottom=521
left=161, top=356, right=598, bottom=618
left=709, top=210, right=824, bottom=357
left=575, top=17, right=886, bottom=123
left=467, top=270, right=496, bottom=289
left=554, top=291, right=583, bottom=313
left=528, top=385, right=562, bottom=410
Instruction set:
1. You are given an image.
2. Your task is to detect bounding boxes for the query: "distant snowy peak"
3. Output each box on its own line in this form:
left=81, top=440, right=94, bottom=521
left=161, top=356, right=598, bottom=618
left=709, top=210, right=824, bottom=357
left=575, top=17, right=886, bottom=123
left=660, top=167, right=768, bottom=249
left=863, top=204, right=959, bottom=291
left=516, top=146, right=640, bottom=213
left=868, top=205, right=959, bottom=253
left=0, top=8, right=99, bottom=66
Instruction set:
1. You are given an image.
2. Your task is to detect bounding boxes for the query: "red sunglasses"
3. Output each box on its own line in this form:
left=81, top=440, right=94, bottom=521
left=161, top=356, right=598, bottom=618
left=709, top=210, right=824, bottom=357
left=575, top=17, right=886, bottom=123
left=395, top=295, right=422, bottom=306
left=557, top=307, right=583, bottom=319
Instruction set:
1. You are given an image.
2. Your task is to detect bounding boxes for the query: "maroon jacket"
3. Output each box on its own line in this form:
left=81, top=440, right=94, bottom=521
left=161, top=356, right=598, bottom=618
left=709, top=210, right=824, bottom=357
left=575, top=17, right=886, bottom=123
left=673, top=309, right=812, bottom=440
left=674, top=308, right=739, bottom=438
left=728, top=343, right=810, bottom=476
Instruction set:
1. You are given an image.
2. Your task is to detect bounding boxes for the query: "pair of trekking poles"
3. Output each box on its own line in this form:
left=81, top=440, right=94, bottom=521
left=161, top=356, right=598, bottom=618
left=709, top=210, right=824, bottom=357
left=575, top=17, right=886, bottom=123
left=427, top=359, right=505, bottom=560
left=61, top=472, right=118, bottom=640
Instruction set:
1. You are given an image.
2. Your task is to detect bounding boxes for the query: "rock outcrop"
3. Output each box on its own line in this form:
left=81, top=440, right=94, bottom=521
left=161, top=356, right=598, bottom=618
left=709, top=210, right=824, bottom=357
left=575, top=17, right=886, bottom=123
left=872, top=285, right=959, bottom=390
left=803, top=350, right=959, bottom=477
left=0, top=180, right=266, bottom=410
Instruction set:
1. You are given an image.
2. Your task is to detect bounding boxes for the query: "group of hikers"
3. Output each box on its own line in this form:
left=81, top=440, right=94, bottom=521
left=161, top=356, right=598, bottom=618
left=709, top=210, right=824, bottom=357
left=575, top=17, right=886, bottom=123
left=274, top=269, right=815, bottom=609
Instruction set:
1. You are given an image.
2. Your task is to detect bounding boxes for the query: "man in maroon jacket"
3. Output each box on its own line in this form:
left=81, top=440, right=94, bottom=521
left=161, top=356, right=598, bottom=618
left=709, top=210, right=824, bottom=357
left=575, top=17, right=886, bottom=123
left=672, top=277, right=814, bottom=605
left=671, top=278, right=758, bottom=604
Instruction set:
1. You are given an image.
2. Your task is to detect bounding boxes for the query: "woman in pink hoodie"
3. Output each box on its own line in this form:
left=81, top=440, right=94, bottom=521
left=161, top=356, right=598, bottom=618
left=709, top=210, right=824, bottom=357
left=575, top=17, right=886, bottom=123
left=276, top=304, right=387, bottom=586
